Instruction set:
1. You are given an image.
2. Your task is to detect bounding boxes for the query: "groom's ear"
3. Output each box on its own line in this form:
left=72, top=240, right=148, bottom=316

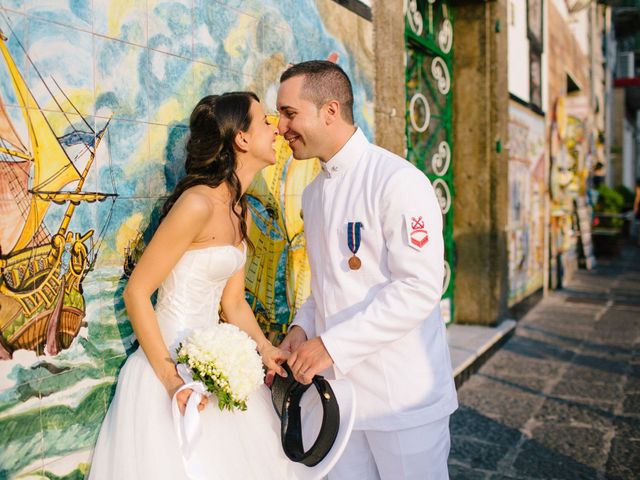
left=234, top=130, right=250, bottom=152
left=323, top=100, right=340, bottom=126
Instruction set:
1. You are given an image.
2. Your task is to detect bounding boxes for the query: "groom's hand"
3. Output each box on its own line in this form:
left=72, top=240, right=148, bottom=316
left=288, top=337, right=334, bottom=385
left=265, top=326, right=307, bottom=387
left=279, top=325, right=308, bottom=353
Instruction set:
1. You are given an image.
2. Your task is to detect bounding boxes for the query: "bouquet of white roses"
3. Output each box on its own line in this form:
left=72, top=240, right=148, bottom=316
left=175, top=323, right=264, bottom=411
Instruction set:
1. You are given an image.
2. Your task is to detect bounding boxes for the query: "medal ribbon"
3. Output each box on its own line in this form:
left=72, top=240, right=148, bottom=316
left=347, top=222, right=363, bottom=256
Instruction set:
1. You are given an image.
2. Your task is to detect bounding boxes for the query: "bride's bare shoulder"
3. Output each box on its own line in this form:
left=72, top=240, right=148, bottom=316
left=171, top=187, right=216, bottom=219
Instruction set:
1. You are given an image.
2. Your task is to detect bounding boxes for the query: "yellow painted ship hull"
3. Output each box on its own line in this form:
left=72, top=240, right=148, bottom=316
left=0, top=232, right=90, bottom=359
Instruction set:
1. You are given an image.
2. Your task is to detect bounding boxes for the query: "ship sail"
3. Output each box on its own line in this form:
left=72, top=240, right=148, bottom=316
left=0, top=95, right=28, bottom=156
left=0, top=159, right=29, bottom=253
left=0, top=35, right=82, bottom=253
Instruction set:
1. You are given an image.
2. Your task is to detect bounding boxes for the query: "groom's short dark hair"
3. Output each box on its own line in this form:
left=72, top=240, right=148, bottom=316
left=280, top=60, right=354, bottom=124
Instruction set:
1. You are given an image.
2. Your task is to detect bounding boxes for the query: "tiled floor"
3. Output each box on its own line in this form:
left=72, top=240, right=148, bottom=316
left=448, top=320, right=517, bottom=378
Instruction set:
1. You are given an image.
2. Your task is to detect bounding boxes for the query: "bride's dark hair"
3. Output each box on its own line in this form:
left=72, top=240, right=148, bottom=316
left=161, top=92, right=259, bottom=247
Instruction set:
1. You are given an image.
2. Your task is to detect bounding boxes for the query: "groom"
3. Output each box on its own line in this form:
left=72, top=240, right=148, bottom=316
left=276, top=60, right=458, bottom=479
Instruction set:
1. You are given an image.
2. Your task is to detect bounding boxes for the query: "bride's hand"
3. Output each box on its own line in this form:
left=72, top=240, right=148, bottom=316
left=258, top=342, right=290, bottom=378
left=168, top=382, right=209, bottom=415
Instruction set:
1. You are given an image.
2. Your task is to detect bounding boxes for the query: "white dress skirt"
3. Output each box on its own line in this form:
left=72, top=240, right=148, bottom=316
left=89, top=245, right=302, bottom=480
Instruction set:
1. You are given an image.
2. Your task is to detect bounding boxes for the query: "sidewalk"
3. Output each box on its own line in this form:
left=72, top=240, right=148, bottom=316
left=447, top=242, right=640, bottom=479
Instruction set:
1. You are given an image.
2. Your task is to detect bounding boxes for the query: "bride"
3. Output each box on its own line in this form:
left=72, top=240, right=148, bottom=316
left=89, top=92, right=301, bottom=479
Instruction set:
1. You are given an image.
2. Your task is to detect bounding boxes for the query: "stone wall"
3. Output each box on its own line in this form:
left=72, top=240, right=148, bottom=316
left=452, top=0, right=510, bottom=326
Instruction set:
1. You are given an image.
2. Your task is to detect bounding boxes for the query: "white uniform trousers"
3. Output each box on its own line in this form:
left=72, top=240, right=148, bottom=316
left=328, top=416, right=451, bottom=480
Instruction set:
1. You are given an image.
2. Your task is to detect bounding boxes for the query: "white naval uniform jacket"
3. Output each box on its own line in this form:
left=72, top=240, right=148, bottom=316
left=292, top=128, right=458, bottom=432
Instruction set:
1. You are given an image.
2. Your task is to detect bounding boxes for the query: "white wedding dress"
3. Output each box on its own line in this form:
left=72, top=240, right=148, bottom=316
left=89, top=244, right=301, bottom=480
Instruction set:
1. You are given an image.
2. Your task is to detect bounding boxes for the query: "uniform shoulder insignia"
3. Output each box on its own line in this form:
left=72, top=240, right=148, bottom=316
left=404, top=214, right=429, bottom=250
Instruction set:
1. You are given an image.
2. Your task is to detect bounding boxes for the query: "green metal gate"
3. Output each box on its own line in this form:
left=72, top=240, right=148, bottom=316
left=404, top=0, right=455, bottom=324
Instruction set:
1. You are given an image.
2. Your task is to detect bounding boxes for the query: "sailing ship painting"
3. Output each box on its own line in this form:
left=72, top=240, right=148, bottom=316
left=0, top=28, right=116, bottom=360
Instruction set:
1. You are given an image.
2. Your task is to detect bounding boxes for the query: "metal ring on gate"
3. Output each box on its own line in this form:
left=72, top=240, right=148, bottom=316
left=409, top=92, right=431, bottom=133
left=433, top=178, right=451, bottom=214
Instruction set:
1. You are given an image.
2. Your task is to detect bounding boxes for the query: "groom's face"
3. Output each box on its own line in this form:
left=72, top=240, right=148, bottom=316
left=276, top=76, right=326, bottom=161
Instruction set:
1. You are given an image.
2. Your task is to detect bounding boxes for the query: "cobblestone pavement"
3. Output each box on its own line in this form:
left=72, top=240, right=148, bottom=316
left=448, top=243, right=640, bottom=480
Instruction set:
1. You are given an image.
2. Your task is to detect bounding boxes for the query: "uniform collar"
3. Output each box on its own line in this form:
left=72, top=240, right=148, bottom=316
left=320, top=127, right=368, bottom=178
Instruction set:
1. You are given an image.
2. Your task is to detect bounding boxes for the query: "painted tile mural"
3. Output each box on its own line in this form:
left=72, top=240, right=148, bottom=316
left=0, top=1, right=373, bottom=478
left=507, top=102, right=546, bottom=306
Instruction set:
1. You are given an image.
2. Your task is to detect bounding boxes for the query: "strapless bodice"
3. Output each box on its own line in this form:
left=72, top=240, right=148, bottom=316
left=154, top=244, right=246, bottom=353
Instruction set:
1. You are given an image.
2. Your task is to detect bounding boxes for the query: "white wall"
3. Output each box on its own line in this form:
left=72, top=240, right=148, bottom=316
left=552, top=0, right=569, bottom=19
left=604, top=9, right=616, bottom=185
left=569, top=8, right=590, bottom=56
left=551, top=0, right=590, bottom=56
left=543, top=0, right=549, bottom=112
left=508, top=0, right=530, bottom=101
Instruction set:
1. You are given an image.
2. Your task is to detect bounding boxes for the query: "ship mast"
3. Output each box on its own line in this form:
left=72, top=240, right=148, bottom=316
left=57, top=122, right=110, bottom=236
left=0, top=27, right=115, bottom=250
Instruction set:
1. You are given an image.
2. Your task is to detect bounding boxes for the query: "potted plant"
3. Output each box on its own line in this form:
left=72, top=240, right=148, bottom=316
left=591, top=185, right=624, bottom=256
left=615, top=185, right=634, bottom=237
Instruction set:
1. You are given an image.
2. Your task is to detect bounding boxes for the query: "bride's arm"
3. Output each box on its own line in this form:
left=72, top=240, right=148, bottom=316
left=220, top=270, right=289, bottom=377
left=123, top=193, right=211, bottom=399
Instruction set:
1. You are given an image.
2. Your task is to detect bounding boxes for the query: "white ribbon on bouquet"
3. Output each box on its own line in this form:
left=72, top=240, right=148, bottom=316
left=171, top=364, right=210, bottom=480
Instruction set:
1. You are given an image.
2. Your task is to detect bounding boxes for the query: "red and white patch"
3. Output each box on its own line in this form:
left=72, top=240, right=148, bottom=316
left=404, top=214, right=429, bottom=250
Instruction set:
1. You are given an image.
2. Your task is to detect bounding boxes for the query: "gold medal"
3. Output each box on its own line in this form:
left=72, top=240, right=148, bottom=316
left=348, top=255, right=361, bottom=270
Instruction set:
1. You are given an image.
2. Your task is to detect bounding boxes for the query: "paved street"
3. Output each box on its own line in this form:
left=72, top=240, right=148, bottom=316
left=448, top=243, right=640, bottom=480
